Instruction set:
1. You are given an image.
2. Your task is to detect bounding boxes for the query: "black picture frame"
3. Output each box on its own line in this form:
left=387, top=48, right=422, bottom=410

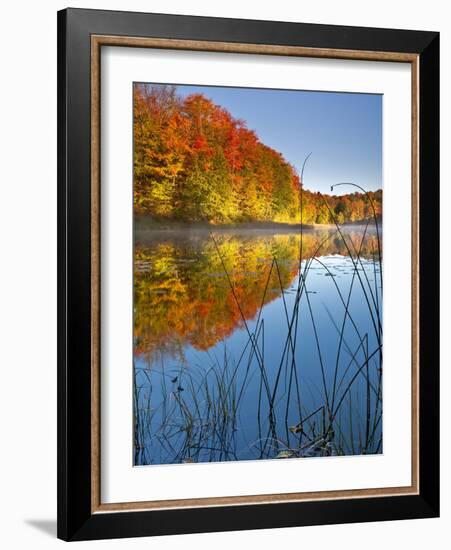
left=57, top=7, right=439, bottom=541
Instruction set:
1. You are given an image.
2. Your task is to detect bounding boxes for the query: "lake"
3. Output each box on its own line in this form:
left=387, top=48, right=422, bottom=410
left=133, top=224, right=382, bottom=466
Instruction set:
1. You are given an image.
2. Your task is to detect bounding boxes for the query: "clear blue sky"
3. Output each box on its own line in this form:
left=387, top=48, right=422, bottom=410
left=161, top=84, right=382, bottom=194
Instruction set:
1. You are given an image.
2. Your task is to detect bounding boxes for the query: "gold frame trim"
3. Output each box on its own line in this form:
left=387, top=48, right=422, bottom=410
left=90, top=35, right=420, bottom=514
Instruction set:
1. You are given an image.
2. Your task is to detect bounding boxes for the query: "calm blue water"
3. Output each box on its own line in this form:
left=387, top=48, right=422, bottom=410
left=133, top=226, right=382, bottom=465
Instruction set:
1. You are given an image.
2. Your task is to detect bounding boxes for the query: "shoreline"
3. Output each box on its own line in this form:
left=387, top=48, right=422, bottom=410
left=134, top=217, right=380, bottom=236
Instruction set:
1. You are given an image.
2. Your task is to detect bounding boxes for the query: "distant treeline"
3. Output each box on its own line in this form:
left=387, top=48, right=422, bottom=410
left=134, top=84, right=382, bottom=225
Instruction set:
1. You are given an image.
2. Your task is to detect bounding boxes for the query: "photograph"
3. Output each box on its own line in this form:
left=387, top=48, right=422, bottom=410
left=133, top=83, right=383, bottom=466
left=0, top=0, right=444, bottom=546
left=52, top=6, right=439, bottom=541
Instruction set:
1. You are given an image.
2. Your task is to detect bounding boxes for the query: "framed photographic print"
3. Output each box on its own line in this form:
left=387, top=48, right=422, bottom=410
left=57, top=8, right=439, bottom=541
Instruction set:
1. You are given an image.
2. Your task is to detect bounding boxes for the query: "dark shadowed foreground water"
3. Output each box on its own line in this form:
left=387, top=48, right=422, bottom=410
left=133, top=225, right=382, bottom=466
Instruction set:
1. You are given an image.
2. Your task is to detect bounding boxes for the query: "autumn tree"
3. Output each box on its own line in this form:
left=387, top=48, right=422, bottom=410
left=134, top=84, right=382, bottom=225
